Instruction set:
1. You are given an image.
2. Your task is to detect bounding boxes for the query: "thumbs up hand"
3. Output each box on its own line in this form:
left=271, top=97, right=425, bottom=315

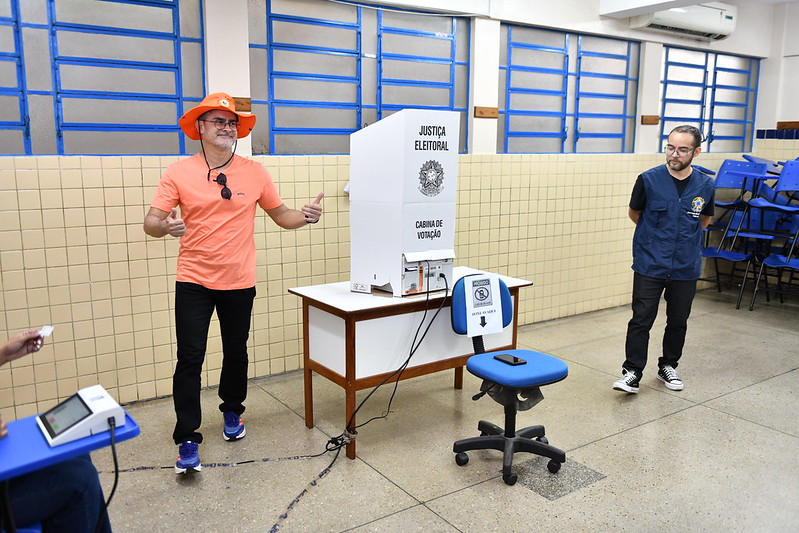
left=302, top=192, right=324, bottom=224
left=165, top=208, right=186, bottom=237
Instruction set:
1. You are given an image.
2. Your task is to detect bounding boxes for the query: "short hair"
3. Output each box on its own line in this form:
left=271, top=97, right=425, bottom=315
left=669, top=125, right=702, bottom=148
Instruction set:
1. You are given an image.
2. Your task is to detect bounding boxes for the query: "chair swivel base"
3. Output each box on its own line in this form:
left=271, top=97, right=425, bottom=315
left=453, top=416, right=566, bottom=486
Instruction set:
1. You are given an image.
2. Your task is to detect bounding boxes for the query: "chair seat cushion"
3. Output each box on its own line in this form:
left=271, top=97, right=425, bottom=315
left=702, top=247, right=752, bottom=261
left=764, top=254, right=799, bottom=269
left=466, top=349, right=568, bottom=388
left=748, top=198, right=799, bottom=213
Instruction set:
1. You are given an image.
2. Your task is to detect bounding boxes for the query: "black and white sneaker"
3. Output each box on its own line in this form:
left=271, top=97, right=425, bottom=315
left=657, top=365, right=684, bottom=391
left=613, top=369, right=640, bottom=394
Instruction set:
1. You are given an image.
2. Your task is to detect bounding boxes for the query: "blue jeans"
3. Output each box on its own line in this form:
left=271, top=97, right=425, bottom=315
left=7, top=454, right=111, bottom=533
left=623, top=272, right=697, bottom=375
left=172, top=282, right=256, bottom=444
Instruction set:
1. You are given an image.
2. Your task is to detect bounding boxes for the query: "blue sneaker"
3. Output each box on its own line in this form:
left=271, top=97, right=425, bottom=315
left=175, top=441, right=201, bottom=474
left=223, top=411, right=246, bottom=441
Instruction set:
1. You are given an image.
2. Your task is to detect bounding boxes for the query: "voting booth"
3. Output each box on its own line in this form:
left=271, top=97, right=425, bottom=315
left=349, top=109, right=460, bottom=296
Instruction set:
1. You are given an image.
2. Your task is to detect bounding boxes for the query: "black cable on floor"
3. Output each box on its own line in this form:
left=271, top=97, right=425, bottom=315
left=93, top=269, right=452, bottom=531
left=94, top=417, right=119, bottom=533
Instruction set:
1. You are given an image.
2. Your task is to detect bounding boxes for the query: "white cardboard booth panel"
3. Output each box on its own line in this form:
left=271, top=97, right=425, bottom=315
left=350, top=109, right=461, bottom=297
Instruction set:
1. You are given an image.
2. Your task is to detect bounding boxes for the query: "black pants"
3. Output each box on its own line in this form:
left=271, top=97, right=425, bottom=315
left=172, top=281, right=255, bottom=444
left=6, top=455, right=111, bottom=533
left=623, top=272, right=697, bottom=375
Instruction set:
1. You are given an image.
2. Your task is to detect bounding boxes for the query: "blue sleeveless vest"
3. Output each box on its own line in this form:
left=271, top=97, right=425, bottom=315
left=632, top=165, right=715, bottom=280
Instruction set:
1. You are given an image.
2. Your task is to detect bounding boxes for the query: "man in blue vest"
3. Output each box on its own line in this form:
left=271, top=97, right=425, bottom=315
left=613, top=125, right=715, bottom=394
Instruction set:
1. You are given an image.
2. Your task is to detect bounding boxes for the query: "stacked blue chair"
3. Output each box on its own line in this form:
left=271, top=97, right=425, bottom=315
left=450, top=275, right=568, bottom=486
left=702, top=212, right=758, bottom=308
left=742, top=154, right=782, bottom=175
left=707, top=160, right=768, bottom=231
left=701, top=160, right=770, bottom=303
left=748, top=160, right=799, bottom=310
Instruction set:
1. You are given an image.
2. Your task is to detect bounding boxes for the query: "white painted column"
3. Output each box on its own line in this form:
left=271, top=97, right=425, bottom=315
left=204, top=0, right=253, bottom=155
left=634, top=41, right=664, bottom=153
left=468, top=17, right=500, bottom=154
left=758, top=3, right=792, bottom=129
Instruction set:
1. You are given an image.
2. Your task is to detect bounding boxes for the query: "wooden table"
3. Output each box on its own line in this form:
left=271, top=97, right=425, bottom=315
left=288, top=267, right=532, bottom=459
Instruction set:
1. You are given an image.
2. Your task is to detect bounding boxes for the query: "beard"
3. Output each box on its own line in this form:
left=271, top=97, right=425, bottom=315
left=667, top=157, right=692, bottom=172
left=210, top=132, right=236, bottom=150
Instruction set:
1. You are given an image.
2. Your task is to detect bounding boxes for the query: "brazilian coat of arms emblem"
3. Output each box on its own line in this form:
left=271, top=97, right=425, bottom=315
left=418, top=160, right=444, bottom=197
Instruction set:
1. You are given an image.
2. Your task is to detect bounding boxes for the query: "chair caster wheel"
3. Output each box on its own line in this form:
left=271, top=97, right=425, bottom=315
left=547, top=460, right=561, bottom=473
left=455, top=452, right=469, bottom=466
left=536, top=436, right=549, bottom=444
left=502, top=472, right=518, bottom=485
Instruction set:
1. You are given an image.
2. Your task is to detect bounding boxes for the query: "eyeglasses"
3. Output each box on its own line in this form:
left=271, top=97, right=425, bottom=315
left=664, top=144, right=696, bottom=156
left=199, top=118, right=239, bottom=130
left=208, top=171, right=232, bottom=200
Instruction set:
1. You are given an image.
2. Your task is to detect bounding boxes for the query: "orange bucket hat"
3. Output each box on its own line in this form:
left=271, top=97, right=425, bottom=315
left=178, top=92, right=256, bottom=140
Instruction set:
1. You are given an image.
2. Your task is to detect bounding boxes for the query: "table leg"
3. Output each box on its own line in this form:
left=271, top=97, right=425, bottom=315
left=302, top=300, right=314, bottom=429
left=345, top=386, right=356, bottom=459
left=454, top=366, right=463, bottom=389
left=344, top=315, right=356, bottom=459
left=304, top=366, right=314, bottom=429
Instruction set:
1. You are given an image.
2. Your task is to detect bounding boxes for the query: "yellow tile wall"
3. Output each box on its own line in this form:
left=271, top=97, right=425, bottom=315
left=751, top=138, right=799, bottom=164
left=0, top=145, right=778, bottom=418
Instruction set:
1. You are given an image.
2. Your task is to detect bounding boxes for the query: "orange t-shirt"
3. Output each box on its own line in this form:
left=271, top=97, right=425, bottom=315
left=151, top=153, right=283, bottom=290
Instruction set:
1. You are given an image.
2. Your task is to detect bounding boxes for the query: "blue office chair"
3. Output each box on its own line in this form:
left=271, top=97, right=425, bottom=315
left=451, top=274, right=568, bottom=485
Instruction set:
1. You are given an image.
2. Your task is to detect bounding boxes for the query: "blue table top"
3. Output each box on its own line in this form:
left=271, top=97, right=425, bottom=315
left=0, top=411, right=139, bottom=482
left=725, top=169, right=771, bottom=179
left=741, top=154, right=782, bottom=175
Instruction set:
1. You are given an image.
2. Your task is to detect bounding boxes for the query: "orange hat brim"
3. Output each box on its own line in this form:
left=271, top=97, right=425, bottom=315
left=178, top=92, right=257, bottom=140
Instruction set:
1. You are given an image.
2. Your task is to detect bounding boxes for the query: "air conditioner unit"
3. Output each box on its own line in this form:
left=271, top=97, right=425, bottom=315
left=629, top=2, right=737, bottom=41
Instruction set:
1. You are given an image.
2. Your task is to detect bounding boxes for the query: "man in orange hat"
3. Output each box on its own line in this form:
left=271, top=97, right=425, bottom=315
left=143, top=92, right=323, bottom=474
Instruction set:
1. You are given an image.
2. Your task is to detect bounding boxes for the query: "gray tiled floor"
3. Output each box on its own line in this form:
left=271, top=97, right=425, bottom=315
left=93, top=289, right=799, bottom=532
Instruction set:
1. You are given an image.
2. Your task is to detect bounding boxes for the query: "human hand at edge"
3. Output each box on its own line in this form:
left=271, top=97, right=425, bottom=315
left=1, top=328, right=44, bottom=367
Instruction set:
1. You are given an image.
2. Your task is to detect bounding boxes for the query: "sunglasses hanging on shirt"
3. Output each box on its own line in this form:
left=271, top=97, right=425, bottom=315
left=213, top=172, right=232, bottom=200
left=201, top=136, right=236, bottom=200
left=205, top=167, right=233, bottom=200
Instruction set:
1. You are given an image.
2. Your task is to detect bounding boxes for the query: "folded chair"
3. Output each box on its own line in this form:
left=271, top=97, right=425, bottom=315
left=707, top=160, right=768, bottom=232
left=746, top=161, right=799, bottom=310
left=742, top=154, right=782, bottom=175
left=749, top=213, right=799, bottom=310
left=747, top=160, right=799, bottom=222
left=703, top=200, right=786, bottom=301
left=451, top=274, right=568, bottom=486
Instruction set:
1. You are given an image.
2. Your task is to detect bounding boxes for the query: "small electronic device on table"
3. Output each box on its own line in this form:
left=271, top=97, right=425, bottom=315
left=35, top=385, right=125, bottom=447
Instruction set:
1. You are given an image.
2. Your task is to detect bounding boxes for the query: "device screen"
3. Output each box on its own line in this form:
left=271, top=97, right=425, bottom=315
left=39, top=394, right=92, bottom=438
left=493, top=353, right=527, bottom=365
